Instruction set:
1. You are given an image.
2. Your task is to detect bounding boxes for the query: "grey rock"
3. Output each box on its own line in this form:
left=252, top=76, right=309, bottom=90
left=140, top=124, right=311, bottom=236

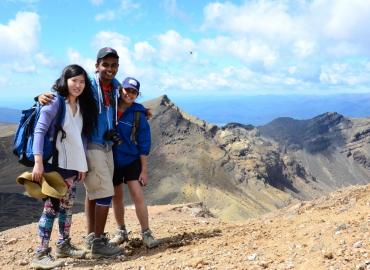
left=353, top=241, right=364, bottom=248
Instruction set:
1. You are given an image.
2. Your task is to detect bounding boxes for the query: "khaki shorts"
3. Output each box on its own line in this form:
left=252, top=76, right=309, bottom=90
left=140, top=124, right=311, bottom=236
left=84, top=144, right=114, bottom=200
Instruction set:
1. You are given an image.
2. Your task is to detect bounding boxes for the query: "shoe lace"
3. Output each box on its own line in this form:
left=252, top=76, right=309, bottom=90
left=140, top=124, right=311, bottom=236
left=118, top=229, right=128, bottom=236
left=101, top=232, right=110, bottom=242
left=107, top=236, right=122, bottom=250
left=45, top=253, right=55, bottom=262
left=84, top=232, right=95, bottom=241
left=101, top=233, right=116, bottom=248
left=40, top=248, right=55, bottom=262
left=142, top=229, right=153, bottom=238
left=64, top=238, right=79, bottom=251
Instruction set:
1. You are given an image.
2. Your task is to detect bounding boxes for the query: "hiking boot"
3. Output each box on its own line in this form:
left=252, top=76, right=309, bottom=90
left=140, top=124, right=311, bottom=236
left=91, top=234, right=122, bottom=258
left=55, top=238, right=86, bottom=259
left=109, top=228, right=129, bottom=246
left=141, top=229, right=159, bottom=249
left=30, top=247, right=64, bottom=270
left=83, top=232, right=95, bottom=251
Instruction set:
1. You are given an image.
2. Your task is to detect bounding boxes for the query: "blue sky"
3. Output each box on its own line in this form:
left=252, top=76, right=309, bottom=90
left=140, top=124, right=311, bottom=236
left=1, top=0, right=370, bottom=105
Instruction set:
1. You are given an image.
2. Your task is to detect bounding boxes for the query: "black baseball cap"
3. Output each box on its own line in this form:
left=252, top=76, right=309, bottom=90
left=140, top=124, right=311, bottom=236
left=96, top=47, right=119, bottom=60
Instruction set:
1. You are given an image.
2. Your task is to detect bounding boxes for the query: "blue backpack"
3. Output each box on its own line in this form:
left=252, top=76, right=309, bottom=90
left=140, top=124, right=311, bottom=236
left=13, top=94, right=66, bottom=167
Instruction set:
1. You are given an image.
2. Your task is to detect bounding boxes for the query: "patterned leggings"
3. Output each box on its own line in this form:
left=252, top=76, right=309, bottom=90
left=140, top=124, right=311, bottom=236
left=37, top=175, right=76, bottom=252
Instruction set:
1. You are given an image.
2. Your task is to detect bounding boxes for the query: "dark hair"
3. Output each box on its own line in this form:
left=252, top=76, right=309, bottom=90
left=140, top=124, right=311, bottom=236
left=52, top=64, right=97, bottom=136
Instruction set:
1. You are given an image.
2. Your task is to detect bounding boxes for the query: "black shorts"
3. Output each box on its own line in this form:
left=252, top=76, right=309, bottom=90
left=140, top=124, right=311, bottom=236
left=113, top=159, right=141, bottom=186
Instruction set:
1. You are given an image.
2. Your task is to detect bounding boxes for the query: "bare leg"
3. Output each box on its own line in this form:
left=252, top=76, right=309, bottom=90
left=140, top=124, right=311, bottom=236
left=95, top=205, right=109, bottom=237
left=85, top=193, right=95, bottom=234
left=127, top=181, right=148, bottom=231
left=112, top=184, right=125, bottom=227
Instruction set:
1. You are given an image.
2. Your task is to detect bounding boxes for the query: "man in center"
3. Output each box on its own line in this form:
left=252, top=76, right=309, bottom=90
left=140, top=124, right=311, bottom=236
left=83, top=47, right=122, bottom=258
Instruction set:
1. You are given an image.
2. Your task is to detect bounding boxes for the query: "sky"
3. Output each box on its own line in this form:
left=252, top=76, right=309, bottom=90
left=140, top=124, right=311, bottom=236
left=1, top=0, right=370, bottom=106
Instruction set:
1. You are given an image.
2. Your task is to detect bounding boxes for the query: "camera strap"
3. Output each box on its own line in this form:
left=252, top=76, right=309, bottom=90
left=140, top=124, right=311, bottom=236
left=130, top=111, right=141, bottom=144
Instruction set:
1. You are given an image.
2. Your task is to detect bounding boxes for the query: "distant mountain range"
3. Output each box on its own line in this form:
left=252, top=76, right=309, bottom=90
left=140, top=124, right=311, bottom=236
left=174, top=93, right=370, bottom=125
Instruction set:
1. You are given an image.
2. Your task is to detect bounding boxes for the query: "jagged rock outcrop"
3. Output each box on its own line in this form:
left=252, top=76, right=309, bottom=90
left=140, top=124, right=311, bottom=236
left=259, top=112, right=352, bottom=153
left=214, top=122, right=320, bottom=200
left=259, top=112, right=370, bottom=190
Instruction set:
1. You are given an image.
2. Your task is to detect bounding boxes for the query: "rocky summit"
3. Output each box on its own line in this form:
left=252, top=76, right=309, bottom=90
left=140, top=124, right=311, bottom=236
left=142, top=95, right=370, bottom=219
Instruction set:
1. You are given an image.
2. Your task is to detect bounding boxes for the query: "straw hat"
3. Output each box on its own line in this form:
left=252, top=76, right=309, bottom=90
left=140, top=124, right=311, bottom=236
left=16, top=171, right=67, bottom=199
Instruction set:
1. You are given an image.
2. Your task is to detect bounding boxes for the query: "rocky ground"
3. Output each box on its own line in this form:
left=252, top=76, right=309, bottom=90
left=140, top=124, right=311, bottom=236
left=0, top=184, right=369, bottom=270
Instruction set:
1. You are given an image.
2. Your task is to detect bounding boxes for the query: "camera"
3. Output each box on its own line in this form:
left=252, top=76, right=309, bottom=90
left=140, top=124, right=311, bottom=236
left=104, top=129, right=123, bottom=145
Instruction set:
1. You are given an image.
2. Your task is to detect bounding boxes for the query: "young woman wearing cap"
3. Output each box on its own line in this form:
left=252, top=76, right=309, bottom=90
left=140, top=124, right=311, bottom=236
left=30, top=64, right=97, bottom=269
left=109, top=77, right=159, bottom=249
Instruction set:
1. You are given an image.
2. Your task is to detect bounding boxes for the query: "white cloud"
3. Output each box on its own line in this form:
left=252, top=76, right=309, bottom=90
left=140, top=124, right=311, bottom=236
left=320, top=62, right=370, bottom=85
left=120, top=0, right=140, bottom=11
left=202, top=1, right=299, bottom=41
left=322, top=0, right=370, bottom=42
left=288, top=66, right=297, bottom=75
left=86, top=0, right=370, bottom=96
left=326, top=42, right=359, bottom=57
left=158, top=30, right=195, bottom=62
left=0, top=12, right=40, bottom=61
left=67, top=48, right=96, bottom=73
left=308, top=0, right=370, bottom=57
left=11, top=62, right=36, bottom=73
left=92, top=31, right=130, bottom=49
left=35, top=52, right=54, bottom=67
left=134, top=41, right=156, bottom=61
left=94, top=0, right=140, bottom=21
left=193, top=0, right=370, bottom=92
left=90, top=0, right=104, bottom=6
left=152, top=57, right=322, bottom=95
left=0, top=11, right=51, bottom=77
left=95, top=10, right=116, bottom=21
left=162, top=0, right=188, bottom=22
left=202, top=0, right=370, bottom=58
left=293, top=40, right=316, bottom=58
left=199, top=36, right=277, bottom=68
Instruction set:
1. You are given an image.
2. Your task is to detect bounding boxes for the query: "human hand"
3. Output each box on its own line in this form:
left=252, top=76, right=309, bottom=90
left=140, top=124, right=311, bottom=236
left=32, top=162, right=44, bottom=183
left=38, top=93, right=54, bottom=105
left=119, top=87, right=127, bottom=100
left=145, top=108, right=152, bottom=119
left=138, top=171, right=148, bottom=186
left=77, top=172, right=86, bottom=182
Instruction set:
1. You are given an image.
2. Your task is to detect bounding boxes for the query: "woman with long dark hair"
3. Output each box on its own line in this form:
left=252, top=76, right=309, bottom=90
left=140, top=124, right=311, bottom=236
left=30, top=64, right=97, bottom=269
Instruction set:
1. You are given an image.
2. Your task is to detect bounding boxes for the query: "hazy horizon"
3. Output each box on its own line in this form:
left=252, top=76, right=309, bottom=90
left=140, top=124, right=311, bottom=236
left=2, top=92, right=370, bottom=126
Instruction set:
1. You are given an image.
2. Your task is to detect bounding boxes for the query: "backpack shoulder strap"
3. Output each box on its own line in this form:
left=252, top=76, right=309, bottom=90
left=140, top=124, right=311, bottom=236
left=55, top=95, right=66, bottom=130
left=130, top=111, right=141, bottom=144
left=51, top=95, right=66, bottom=168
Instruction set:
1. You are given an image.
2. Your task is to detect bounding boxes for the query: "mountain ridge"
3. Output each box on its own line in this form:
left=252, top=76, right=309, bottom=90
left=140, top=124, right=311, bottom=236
left=0, top=95, right=369, bottom=223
